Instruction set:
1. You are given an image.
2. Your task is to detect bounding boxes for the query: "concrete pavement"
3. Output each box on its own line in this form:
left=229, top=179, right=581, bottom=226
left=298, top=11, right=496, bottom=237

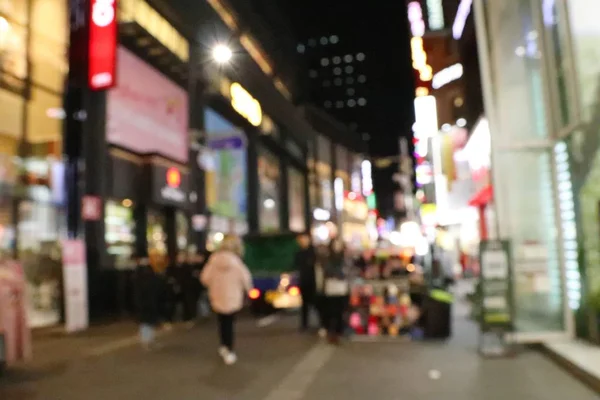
left=1, top=310, right=598, bottom=399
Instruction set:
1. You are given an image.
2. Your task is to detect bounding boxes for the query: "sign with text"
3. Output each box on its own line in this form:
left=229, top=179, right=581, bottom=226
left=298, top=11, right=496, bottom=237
left=479, top=240, right=513, bottom=330
left=151, top=165, right=189, bottom=207
left=107, top=47, right=189, bottom=162
left=88, top=0, right=118, bottom=90
left=61, top=239, right=89, bottom=333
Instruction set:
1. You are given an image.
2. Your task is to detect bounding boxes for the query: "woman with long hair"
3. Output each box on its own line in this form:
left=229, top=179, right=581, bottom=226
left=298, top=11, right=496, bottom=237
left=201, top=235, right=253, bottom=365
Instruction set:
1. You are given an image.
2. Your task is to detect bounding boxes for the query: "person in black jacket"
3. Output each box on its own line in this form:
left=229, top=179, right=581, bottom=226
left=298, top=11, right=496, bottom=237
left=294, top=233, right=318, bottom=332
left=134, top=256, right=161, bottom=350
left=165, top=252, right=196, bottom=326
left=322, top=240, right=349, bottom=344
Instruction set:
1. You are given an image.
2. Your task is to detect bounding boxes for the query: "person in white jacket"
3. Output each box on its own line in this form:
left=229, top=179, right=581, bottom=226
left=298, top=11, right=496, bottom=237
left=201, top=235, right=252, bottom=365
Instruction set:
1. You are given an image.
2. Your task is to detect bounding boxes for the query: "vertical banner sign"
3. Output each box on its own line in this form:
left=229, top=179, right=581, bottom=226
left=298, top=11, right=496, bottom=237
left=479, top=240, right=513, bottom=330
left=68, top=0, right=117, bottom=89
left=88, top=0, right=118, bottom=90
left=61, top=239, right=89, bottom=332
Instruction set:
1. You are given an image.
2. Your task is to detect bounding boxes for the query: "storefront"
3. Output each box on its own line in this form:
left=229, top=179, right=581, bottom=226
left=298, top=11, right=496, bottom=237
left=104, top=46, right=191, bottom=272
left=205, top=74, right=310, bottom=238
left=342, top=192, right=369, bottom=249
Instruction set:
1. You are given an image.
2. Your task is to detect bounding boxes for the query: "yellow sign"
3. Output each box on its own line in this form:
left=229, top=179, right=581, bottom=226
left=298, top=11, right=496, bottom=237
left=230, top=82, right=262, bottom=127
left=410, top=37, right=432, bottom=81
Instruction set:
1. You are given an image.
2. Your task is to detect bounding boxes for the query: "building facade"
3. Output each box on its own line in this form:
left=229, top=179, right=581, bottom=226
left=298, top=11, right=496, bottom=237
left=472, top=0, right=584, bottom=341
left=0, top=0, right=318, bottom=326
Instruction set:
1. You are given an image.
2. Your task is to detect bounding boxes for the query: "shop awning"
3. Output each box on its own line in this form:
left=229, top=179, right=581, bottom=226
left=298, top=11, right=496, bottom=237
left=468, top=185, right=493, bottom=206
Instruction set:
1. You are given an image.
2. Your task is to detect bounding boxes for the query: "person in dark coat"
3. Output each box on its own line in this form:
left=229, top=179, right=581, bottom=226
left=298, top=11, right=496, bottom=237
left=165, top=252, right=196, bottom=325
left=134, top=256, right=161, bottom=350
left=322, top=240, right=349, bottom=344
left=294, top=233, right=318, bottom=331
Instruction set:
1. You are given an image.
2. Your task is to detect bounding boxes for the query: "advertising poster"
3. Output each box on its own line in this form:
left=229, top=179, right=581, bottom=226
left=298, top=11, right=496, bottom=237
left=206, top=135, right=247, bottom=221
left=479, top=239, right=513, bottom=330
left=61, top=239, right=88, bottom=333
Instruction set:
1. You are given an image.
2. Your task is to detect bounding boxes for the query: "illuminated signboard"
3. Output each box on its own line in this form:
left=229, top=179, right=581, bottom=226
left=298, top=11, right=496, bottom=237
left=361, top=160, right=373, bottom=196
left=161, top=167, right=186, bottom=203
left=453, top=0, right=473, bottom=40
left=432, top=63, right=464, bottom=89
left=408, top=1, right=425, bottom=37
left=407, top=1, right=432, bottom=96
left=88, top=0, right=118, bottom=90
left=411, top=37, right=432, bottom=82
left=426, top=0, right=445, bottom=30
left=414, top=96, right=438, bottom=139
left=230, top=83, right=263, bottom=126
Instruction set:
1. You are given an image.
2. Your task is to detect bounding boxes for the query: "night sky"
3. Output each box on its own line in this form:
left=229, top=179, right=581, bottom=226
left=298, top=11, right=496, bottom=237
left=282, top=1, right=416, bottom=212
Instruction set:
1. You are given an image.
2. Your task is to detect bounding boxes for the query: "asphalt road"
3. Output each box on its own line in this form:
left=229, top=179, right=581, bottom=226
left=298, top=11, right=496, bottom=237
left=0, top=309, right=597, bottom=399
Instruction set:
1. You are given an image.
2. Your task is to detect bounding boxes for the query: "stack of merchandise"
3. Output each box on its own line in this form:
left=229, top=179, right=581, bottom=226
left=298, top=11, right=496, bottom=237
left=348, top=280, right=419, bottom=337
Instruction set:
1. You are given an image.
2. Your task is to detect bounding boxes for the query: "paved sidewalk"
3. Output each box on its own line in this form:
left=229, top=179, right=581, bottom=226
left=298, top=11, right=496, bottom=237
left=1, top=302, right=597, bottom=399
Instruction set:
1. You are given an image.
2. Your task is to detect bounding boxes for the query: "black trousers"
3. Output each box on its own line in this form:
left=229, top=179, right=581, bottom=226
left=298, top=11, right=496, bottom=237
left=323, top=296, right=346, bottom=335
left=300, top=287, right=324, bottom=329
left=217, top=313, right=236, bottom=350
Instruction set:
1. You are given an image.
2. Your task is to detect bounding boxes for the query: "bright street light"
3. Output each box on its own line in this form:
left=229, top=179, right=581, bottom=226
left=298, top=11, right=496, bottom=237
left=212, top=44, right=233, bottom=64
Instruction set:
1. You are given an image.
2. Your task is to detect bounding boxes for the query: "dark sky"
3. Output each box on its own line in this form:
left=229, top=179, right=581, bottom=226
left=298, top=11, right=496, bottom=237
left=279, top=1, right=415, bottom=213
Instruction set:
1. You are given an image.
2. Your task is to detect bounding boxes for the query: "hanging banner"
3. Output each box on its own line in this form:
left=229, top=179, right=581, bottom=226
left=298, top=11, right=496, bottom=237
left=61, top=239, right=89, bottom=333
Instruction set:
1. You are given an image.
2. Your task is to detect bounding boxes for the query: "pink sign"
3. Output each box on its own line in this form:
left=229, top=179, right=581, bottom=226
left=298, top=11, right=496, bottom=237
left=107, top=47, right=189, bottom=162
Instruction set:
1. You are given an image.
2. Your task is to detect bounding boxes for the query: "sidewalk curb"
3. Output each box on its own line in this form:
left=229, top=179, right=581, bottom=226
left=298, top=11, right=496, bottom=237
left=539, top=343, right=600, bottom=395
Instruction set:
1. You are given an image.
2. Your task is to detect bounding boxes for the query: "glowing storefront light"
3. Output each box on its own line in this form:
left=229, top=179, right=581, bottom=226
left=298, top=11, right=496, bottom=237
left=432, top=63, right=463, bottom=89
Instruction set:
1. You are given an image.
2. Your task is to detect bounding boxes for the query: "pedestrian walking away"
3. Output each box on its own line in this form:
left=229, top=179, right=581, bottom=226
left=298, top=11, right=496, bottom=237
left=201, top=235, right=253, bottom=365
left=294, top=233, right=321, bottom=332
left=134, top=256, right=162, bottom=350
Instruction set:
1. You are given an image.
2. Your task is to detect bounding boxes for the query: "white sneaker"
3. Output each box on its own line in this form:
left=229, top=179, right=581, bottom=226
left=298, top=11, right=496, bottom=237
left=318, top=328, right=327, bottom=338
left=223, top=352, right=237, bottom=365
left=218, top=346, right=229, bottom=358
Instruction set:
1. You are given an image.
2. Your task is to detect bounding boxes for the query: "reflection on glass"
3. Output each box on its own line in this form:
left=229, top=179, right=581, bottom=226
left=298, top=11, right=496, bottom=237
left=289, top=168, right=306, bottom=232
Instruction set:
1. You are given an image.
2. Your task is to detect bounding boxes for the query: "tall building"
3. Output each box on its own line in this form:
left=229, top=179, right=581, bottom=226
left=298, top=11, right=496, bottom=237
left=296, top=34, right=370, bottom=141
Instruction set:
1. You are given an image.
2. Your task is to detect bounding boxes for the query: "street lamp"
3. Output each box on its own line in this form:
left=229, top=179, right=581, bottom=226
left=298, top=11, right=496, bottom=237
left=212, top=44, right=233, bottom=64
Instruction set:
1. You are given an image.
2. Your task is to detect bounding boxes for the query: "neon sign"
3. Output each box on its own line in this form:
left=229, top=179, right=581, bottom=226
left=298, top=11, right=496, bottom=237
left=88, top=0, right=117, bottom=90
left=452, top=0, right=473, bottom=40
left=230, top=83, right=263, bottom=127
left=432, top=63, right=463, bottom=89
left=411, top=37, right=432, bottom=81
left=407, top=1, right=432, bottom=89
left=426, top=0, right=445, bottom=30
left=408, top=2, right=425, bottom=37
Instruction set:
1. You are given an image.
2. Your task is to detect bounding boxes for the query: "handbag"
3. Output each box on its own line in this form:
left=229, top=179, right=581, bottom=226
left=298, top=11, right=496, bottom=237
left=324, top=278, right=349, bottom=296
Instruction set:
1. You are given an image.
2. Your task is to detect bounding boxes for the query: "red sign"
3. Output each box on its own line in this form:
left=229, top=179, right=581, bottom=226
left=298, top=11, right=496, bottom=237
left=166, top=168, right=181, bottom=188
left=88, top=0, right=117, bottom=90
left=81, top=195, right=102, bottom=221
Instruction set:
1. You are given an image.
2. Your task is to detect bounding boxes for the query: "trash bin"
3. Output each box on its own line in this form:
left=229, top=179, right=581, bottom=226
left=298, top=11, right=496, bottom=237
left=423, top=289, right=453, bottom=339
